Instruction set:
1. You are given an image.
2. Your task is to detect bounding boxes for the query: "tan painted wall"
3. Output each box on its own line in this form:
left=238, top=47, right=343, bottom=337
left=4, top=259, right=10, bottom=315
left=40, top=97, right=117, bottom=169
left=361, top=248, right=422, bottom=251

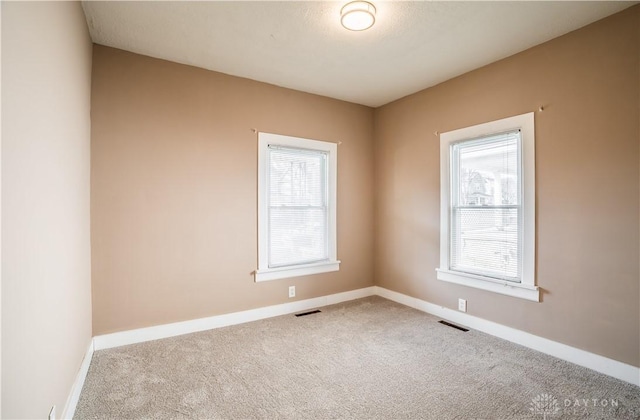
left=1, top=2, right=93, bottom=418
left=374, top=6, right=640, bottom=367
left=90, top=46, right=375, bottom=335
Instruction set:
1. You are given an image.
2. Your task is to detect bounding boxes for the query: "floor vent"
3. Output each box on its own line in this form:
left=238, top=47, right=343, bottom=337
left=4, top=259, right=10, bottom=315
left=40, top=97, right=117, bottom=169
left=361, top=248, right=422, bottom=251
left=438, top=320, right=469, bottom=332
left=295, top=310, right=321, bottom=317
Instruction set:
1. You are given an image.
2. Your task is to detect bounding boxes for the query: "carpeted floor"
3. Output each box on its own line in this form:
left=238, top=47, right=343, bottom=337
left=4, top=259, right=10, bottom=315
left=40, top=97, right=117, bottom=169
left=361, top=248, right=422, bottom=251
left=75, top=296, right=640, bottom=419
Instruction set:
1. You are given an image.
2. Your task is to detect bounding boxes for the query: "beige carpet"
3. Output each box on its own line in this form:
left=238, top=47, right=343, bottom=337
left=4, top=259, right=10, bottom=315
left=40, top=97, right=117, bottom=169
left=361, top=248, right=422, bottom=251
left=75, top=297, right=640, bottom=419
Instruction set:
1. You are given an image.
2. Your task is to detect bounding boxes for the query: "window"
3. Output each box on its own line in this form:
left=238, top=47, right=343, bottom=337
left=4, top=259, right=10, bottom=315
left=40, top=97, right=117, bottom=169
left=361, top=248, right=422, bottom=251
left=255, top=132, right=339, bottom=282
left=437, top=113, right=538, bottom=301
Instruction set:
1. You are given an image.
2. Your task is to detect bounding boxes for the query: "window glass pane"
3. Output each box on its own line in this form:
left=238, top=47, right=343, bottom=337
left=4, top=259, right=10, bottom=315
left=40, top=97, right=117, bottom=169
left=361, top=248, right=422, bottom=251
left=455, top=134, right=519, bottom=206
left=269, top=207, right=327, bottom=267
left=269, top=148, right=325, bottom=207
left=268, top=146, right=328, bottom=268
left=451, top=207, right=519, bottom=279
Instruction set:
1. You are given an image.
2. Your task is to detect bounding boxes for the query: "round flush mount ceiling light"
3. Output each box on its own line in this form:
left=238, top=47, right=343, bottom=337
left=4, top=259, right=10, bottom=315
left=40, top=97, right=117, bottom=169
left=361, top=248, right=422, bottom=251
left=340, top=1, right=376, bottom=31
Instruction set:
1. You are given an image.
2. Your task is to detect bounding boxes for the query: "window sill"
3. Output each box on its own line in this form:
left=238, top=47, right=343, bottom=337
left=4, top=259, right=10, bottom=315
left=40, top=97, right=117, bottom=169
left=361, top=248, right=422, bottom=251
left=436, top=268, right=540, bottom=302
left=255, top=260, right=341, bottom=282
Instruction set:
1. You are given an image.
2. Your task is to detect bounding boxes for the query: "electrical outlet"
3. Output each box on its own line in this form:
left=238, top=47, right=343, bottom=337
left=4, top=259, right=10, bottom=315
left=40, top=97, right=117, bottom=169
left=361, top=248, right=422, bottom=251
left=288, top=286, right=296, bottom=298
left=49, top=405, right=56, bottom=420
left=458, top=298, right=467, bottom=313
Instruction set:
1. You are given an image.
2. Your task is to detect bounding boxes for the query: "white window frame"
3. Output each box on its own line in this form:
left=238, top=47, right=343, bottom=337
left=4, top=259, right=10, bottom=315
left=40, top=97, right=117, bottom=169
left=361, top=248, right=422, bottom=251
left=255, top=132, right=340, bottom=282
left=436, top=113, right=538, bottom=302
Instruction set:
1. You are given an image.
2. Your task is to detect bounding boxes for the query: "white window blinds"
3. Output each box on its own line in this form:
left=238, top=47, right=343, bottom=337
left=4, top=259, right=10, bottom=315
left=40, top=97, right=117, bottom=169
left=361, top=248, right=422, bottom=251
left=267, top=146, right=329, bottom=268
left=450, top=131, right=522, bottom=282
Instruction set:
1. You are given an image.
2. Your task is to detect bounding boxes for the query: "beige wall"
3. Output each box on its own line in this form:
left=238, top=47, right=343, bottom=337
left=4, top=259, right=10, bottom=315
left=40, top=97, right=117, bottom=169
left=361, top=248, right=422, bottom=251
left=374, top=6, right=640, bottom=367
left=1, top=2, right=93, bottom=418
left=90, top=46, right=375, bottom=335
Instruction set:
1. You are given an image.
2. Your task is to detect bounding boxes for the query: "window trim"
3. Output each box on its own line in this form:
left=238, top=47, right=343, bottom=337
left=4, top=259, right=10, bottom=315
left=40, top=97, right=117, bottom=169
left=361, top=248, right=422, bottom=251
left=436, top=113, right=538, bottom=302
left=255, top=132, right=339, bottom=282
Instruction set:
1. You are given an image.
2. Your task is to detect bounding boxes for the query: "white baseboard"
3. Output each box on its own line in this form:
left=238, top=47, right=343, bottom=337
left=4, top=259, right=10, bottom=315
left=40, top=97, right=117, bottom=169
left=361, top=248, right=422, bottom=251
left=88, top=285, right=639, bottom=389
left=61, top=340, right=94, bottom=420
left=374, top=286, right=640, bottom=387
left=93, top=286, right=376, bottom=351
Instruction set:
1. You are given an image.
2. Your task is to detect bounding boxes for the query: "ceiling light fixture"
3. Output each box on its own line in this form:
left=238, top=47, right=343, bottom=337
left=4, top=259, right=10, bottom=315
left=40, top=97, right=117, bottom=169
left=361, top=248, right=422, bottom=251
left=340, top=1, right=376, bottom=31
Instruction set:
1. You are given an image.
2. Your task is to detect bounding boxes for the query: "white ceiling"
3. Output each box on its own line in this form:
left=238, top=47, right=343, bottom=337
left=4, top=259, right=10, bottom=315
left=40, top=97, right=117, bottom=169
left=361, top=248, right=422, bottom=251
left=82, top=1, right=635, bottom=107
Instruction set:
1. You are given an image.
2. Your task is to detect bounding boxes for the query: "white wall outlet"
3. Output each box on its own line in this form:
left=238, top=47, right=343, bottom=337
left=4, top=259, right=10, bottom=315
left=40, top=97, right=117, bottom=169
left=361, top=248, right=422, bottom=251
left=49, top=405, right=56, bottom=420
left=288, top=286, right=295, bottom=298
left=458, top=298, right=467, bottom=313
